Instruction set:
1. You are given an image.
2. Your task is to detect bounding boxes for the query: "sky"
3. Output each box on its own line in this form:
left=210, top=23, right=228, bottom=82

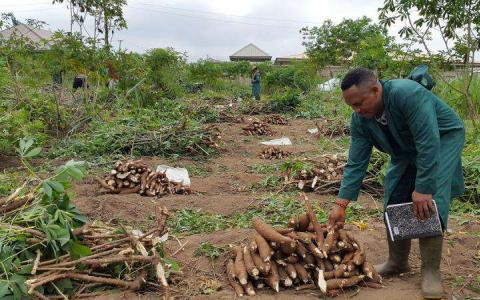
left=2, top=0, right=439, bottom=62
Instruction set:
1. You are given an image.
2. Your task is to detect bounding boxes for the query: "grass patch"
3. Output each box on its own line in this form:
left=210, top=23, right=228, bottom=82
left=194, top=242, right=226, bottom=259
left=186, top=163, right=210, bottom=177
left=317, top=135, right=350, bottom=153
left=248, top=163, right=280, bottom=174
left=168, top=209, right=230, bottom=234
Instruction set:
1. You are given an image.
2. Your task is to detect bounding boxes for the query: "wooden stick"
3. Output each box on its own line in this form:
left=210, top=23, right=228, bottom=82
left=27, top=270, right=148, bottom=294
left=31, top=249, right=42, bottom=275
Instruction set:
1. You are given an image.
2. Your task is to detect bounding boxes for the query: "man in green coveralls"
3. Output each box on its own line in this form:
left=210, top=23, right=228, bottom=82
left=328, top=68, right=465, bottom=299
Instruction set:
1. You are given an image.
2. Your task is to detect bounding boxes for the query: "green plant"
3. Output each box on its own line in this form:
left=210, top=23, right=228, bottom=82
left=0, top=138, right=87, bottom=299
left=169, top=209, right=231, bottom=234
left=194, top=242, right=225, bottom=259
left=248, top=163, right=279, bottom=174
left=267, top=87, right=301, bottom=112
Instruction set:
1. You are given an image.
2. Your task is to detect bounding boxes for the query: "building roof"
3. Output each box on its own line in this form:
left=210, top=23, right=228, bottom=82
left=0, top=24, right=54, bottom=49
left=230, top=43, right=271, bottom=61
left=274, top=52, right=308, bottom=65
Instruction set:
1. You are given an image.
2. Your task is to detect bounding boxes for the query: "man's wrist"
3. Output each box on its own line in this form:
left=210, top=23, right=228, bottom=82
left=335, top=199, right=350, bottom=209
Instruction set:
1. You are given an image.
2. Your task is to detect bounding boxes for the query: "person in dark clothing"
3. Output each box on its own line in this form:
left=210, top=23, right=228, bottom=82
left=251, top=66, right=261, bottom=100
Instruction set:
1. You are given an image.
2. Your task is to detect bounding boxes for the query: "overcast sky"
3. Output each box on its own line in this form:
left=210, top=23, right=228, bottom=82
left=3, top=0, right=437, bottom=61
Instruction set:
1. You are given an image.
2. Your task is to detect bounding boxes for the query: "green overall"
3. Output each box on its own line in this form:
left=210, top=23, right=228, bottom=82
left=252, top=72, right=261, bottom=100
left=338, top=79, right=465, bottom=227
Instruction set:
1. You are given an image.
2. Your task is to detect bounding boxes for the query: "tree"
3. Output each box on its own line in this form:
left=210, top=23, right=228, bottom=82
left=300, top=17, right=390, bottom=72
left=378, top=0, right=480, bottom=127
left=52, top=0, right=127, bottom=47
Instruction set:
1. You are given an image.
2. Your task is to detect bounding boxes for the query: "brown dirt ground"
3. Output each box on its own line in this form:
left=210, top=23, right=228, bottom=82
left=67, top=116, right=479, bottom=300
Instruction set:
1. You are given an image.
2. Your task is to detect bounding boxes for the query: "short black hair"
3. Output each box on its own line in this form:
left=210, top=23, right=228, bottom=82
left=340, top=68, right=377, bottom=91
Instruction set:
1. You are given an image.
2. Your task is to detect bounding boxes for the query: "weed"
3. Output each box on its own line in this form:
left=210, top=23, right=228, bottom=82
left=168, top=209, right=231, bottom=234
left=194, top=242, right=225, bottom=259
left=186, top=164, right=210, bottom=177
left=0, top=171, right=24, bottom=196
left=345, top=202, right=382, bottom=222
left=248, top=163, right=279, bottom=174
left=251, top=175, right=282, bottom=191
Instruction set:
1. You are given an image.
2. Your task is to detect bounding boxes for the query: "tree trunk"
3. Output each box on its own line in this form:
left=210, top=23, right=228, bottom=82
left=104, top=14, right=109, bottom=47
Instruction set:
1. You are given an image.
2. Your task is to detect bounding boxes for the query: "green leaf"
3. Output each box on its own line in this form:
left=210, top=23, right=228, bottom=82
left=56, top=278, right=73, bottom=290
left=69, top=241, right=92, bottom=259
left=18, top=264, right=33, bottom=275
left=10, top=282, right=21, bottom=300
left=0, top=284, right=10, bottom=298
left=48, top=181, right=64, bottom=193
left=24, top=147, right=41, bottom=158
left=66, top=166, right=84, bottom=181
left=11, top=275, right=27, bottom=295
left=161, top=257, right=180, bottom=274
left=56, top=227, right=71, bottom=247
left=41, top=181, right=52, bottom=199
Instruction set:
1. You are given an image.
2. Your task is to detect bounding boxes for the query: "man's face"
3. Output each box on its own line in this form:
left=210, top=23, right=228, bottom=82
left=342, top=82, right=382, bottom=119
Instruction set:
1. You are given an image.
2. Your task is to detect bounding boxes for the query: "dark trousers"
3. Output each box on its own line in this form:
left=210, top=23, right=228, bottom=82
left=385, top=163, right=445, bottom=230
left=389, top=164, right=416, bottom=205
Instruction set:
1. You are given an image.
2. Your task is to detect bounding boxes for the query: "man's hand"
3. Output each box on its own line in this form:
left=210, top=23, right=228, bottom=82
left=328, top=199, right=349, bottom=229
left=412, top=191, right=436, bottom=220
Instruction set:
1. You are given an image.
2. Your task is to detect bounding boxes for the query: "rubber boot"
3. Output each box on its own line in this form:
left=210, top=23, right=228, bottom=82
left=374, top=237, right=411, bottom=276
left=419, top=235, right=443, bottom=299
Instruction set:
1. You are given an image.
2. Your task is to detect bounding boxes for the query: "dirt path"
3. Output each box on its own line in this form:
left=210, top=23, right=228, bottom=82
left=73, top=117, right=480, bottom=300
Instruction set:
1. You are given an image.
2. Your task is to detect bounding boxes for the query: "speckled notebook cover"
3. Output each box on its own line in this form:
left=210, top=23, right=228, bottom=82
left=385, top=201, right=442, bottom=241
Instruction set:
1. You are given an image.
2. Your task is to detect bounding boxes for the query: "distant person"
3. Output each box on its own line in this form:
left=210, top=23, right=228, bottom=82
left=327, top=68, right=464, bottom=299
left=251, top=66, right=261, bottom=100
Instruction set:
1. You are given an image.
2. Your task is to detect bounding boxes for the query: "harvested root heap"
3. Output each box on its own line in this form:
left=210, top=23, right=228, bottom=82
left=97, top=160, right=191, bottom=197
left=219, top=111, right=245, bottom=123
left=226, top=198, right=382, bottom=297
left=258, top=147, right=292, bottom=160
left=202, top=125, right=222, bottom=150
left=282, top=154, right=383, bottom=196
left=242, top=121, right=275, bottom=136
left=315, top=119, right=349, bottom=137
left=24, top=206, right=174, bottom=298
left=263, top=114, right=289, bottom=125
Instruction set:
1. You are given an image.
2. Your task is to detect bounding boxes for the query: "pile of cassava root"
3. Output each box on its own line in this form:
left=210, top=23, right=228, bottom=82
left=284, top=155, right=345, bottom=193
left=314, top=119, right=350, bottom=137
left=263, top=114, right=289, bottom=125
left=96, top=160, right=191, bottom=197
left=258, top=147, right=292, bottom=160
left=226, top=197, right=382, bottom=297
left=219, top=111, right=245, bottom=123
left=242, top=121, right=275, bottom=136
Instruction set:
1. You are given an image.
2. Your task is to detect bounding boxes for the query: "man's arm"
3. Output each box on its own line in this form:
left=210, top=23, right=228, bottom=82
left=329, top=117, right=373, bottom=228
left=338, top=120, right=373, bottom=201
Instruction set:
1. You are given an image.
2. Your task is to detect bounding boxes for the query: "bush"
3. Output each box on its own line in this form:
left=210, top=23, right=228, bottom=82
left=263, top=61, right=318, bottom=93
left=144, top=48, right=186, bottom=101
left=296, top=89, right=352, bottom=120
left=267, top=87, right=301, bottom=112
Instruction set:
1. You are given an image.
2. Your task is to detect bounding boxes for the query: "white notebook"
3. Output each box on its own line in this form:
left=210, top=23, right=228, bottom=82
left=385, top=200, right=442, bottom=241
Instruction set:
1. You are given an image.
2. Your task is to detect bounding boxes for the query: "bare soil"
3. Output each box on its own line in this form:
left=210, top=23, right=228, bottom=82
left=70, top=117, right=480, bottom=300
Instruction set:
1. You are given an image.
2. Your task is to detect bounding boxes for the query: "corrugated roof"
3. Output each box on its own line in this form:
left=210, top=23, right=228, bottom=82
left=282, top=52, right=308, bottom=59
left=230, top=43, right=271, bottom=58
left=0, top=24, right=54, bottom=49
